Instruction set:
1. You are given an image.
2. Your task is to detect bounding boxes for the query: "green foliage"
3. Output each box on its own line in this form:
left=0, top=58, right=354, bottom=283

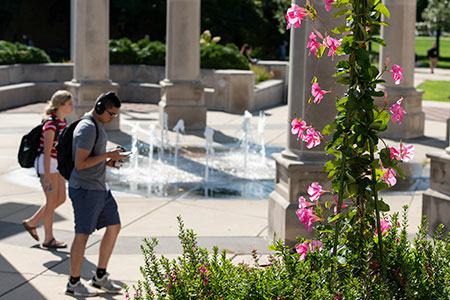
left=126, top=214, right=450, bottom=299
left=137, top=41, right=166, bottom=66
left=0, top=41, right=51, bottom=64
left=251, top=65, right=273, bottom=84
left=110, top=36, right=249, bottom=70
left=422, top=0, right=450, bottom=32
left=109, top=38, right=139, bottom=64
left=199, top=30, right=249, bottom=70
left=200, top=43, right=250, bottom=70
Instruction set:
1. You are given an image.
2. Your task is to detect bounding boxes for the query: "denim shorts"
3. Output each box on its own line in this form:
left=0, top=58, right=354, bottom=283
left=69, top=187, right=121, bottom=234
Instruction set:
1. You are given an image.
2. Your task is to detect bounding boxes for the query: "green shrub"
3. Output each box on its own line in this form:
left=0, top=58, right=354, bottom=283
left=109, top=38, right=139, bottom=64
left=126, top=213, right=450, bottom=300
left=137, top=41, right=165, bottom=66
left=200, top=43, right=250, bottom=70
left=0, top=41, right=51, bottom=64
left=251, top=65, right=273, bottom=84
left=109, top=36, right=249, bottom=70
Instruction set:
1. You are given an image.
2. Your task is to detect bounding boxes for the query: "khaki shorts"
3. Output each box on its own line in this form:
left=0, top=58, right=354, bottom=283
left=429, top=57, right=438, bottom=68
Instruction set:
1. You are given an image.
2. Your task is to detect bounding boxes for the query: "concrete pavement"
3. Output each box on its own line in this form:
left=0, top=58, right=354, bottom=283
left=0, top=72, right=449, bottom=299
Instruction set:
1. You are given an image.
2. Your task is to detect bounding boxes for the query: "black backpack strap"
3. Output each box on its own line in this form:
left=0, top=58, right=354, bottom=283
left=36, top=116, right=59, bottom=175
left=81, top=115, right=99, bottom=156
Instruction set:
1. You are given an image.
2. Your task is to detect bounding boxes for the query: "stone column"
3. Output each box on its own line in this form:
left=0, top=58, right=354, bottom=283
left=378, top=0, right=424, bottom=139
left=65, top=0, right=119, bottom=129
left=159, top=0, right=206, bottom=131
left=268, top=0, right=344, bottom=246
left=70, top=0, right=75, bottom=62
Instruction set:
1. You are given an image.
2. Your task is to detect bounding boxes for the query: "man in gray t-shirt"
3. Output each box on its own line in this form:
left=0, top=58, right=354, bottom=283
left=69, top=114, right=108, bottom=190
left=65, top=91, right=125, bottom=297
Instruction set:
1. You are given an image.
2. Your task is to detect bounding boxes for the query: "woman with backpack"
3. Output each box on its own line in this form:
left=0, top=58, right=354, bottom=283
left=22, top=90, right=74, bottom=248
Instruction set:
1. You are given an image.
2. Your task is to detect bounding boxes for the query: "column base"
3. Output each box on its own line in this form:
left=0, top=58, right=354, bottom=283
left=377, top=87, right=424, bottom=139
left=268, top=152, right=332, bottom=247
left=427, top=150, right=450, bottom=195
left=65, top=80, right=119, bottom=130
left=159, top=79, right=206, bottom=130
left=422, top=149, right=450, bottom=236
left=423, top=189, right=450, bottom=236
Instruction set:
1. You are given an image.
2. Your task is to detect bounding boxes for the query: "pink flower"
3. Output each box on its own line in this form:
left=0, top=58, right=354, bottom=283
left=310, top=240, right=323, bottom=251
left=324, top=36, right=341, bottom=60
left=307, top=32, right=322, bottom=57
left=333, top=195, right=348, bottom=214
left=295, top=240, right=323, bottom=260
left=390, top=144, right=415, bottom=162
left=390, top=97, right=406, bottom=124
left=296, top=207, right=320, bottom=231
left=381, top=167, right=397, bottom=186
left=400, top=144, right=415, bottom=162
left=298, top=196, right=315, bottom=209
left=302, top=128, right=321, bottom=149
left=291, top=118, right=307, bottom=140
left=296, top=243, right=309, bottom=260
left=308, top=182, right=325, bottom=201
left=325, top=0, right=335, bottom=11
left=311, top=82, right=329, bottom=104
left=286, top=4, right=308, bottom=30
left=380, top=219, right=392, bottom=235
left=391, top=65, right=403, bottom=85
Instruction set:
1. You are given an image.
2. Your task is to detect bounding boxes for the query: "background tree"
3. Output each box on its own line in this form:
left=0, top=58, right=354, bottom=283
left=416, top=0, right=428, bottom=22
left=422, top=0, right=450, bottom=56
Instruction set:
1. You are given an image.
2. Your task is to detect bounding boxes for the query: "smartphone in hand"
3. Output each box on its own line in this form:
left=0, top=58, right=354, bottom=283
left=119, top=151, right=132, bottom=157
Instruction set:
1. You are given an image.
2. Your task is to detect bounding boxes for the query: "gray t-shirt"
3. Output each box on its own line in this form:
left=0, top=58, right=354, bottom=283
left=69, top=113, right=108, bottom=191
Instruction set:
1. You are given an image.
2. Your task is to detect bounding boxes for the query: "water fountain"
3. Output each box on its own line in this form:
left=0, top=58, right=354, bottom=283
left=203, top=126, right=214, bottom=182
left=258, top=111, right=266, bottom=161
left=148, top=124, right=157, bottom=169
left=173, top=119, right=185, bottom=167
left=241, top=110, right=252, bottom=177
left=104, top=110, right=279, bottom=199
left=131, top=122, right=140, bottom=170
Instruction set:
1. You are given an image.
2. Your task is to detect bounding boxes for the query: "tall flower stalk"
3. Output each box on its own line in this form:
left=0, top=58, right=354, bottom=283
left=287, top=0, right=414, bottom=276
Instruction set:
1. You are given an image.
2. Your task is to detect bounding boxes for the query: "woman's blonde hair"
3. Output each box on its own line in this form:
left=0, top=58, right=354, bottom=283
left=44, top=90, right=72, bottom=117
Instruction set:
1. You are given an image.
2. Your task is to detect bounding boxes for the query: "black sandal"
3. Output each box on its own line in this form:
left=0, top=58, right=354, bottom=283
left=42, top=238, right=67, bottom=249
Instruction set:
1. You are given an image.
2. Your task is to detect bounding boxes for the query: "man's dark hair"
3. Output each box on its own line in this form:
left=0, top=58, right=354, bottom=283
left=95, top=91, right=121, bottom=109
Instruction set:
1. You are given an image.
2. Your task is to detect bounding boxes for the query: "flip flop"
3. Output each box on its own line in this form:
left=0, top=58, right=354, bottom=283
left=22, top=220, right=39, bottom=241
left=42, top=238, right=67, bottom=249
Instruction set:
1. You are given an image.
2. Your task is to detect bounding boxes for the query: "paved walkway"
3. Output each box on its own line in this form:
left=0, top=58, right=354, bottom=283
left=0, top=71, right=449, bottom=299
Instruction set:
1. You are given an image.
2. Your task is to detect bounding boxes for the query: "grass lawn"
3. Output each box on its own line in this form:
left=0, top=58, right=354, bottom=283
left=416, top=80, right=450, bottom=102
left=371, top=36, right=450, bottom=69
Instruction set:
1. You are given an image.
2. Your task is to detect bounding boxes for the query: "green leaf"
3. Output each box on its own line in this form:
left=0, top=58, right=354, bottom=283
left=323, top=122, right=337, bottom=135
left=378, top=200, right=390, bottom=212
left=376, top=181, right=390, bottom=191
left=333, top=25, right=351, bottom=34
left=369, top=37, right=387, bottom=46
left=268, top=245, right=277, bottom=251
left=336, top=60, right=351, bottom=69
left=328, top=213, right=343, bottom=223
left=333, top=9, right=351, bottom=19
left=333, top=71, right=348, bottom=78
left=374, top=3, right=390, bottom=19
left=393, top=165, right=406, bottom=179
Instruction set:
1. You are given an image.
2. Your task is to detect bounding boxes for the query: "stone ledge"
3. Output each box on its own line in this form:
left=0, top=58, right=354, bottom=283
left=422, top=188, right=450, bottom=235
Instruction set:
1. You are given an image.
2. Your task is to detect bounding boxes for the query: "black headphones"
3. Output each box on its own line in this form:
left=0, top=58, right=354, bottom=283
left=95, top=91, right=116, bottom=115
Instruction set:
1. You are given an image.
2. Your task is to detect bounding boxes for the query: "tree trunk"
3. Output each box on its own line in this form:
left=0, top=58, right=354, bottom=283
left=436, top=27, right=441, bottom=59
